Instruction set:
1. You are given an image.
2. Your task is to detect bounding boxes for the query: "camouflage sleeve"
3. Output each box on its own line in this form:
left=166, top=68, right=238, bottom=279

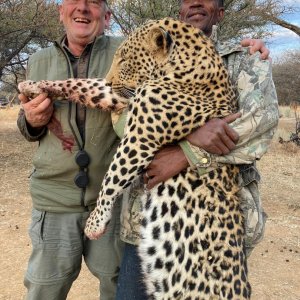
left=180, top=51, right=278, bottom=172
left=17, top=108, right=46, bottom=142
left=216, top=51, right=279, bottom=164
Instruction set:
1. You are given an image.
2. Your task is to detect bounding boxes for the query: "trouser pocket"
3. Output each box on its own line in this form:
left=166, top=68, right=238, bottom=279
left=29, top=208, right=46, bottom=244
left=25, top=211, right=84, bottom=285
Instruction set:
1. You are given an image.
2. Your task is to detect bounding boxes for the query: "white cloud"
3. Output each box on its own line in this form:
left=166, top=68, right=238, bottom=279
left=265, top=22, right=300, bottom=59
left=270, top=27, right=299, bottom=40
left=281, top=0, right=300, bottom=4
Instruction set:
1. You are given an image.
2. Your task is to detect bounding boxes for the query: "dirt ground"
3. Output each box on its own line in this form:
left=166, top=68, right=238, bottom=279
left=0, top=107, right=299, bottom=300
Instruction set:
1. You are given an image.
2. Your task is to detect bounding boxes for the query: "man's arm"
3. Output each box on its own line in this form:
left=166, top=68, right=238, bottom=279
left=214, top=52, right=278, bottom=164
left=185, top=48, right=278, bottom=165
left=144, top=52, right=278, bottom=188
left=185, top=113, right=241, bottom=155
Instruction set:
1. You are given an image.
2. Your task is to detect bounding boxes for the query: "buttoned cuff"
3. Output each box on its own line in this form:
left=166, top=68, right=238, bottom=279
left=179, top=140, right=217, bottom=176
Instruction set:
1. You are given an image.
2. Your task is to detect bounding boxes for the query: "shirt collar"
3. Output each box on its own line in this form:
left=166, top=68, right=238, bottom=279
left=209, top=25, right=243, bottom=57
left=209, top=25, right=219, bottom=44
left=61, top=35, right=99, bottom=59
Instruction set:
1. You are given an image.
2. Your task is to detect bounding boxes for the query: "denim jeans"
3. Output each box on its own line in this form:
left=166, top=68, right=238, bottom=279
left=116, top=243, right=148, bottom=300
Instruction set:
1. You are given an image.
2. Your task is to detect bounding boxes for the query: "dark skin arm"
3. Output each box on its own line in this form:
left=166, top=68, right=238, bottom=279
left=186, top=113, right=240, bottom=155
left=144, top=112, right=241, bottom=189
left=144, top=40, right=270, bottom=188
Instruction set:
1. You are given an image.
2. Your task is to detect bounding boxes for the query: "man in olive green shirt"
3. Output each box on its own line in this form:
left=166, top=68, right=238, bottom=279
left=18, top=1, right=124, bottom=299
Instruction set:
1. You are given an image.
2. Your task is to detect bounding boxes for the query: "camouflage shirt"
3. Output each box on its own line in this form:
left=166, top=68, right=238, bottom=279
left=119, top=27, right=279, bottom=256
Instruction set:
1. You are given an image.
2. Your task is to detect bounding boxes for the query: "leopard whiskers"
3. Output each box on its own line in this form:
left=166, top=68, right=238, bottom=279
left=114, top=87, right=135, bottom=99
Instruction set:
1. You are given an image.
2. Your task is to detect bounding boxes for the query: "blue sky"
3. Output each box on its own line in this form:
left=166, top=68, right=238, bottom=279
left=266, top=0, right=300, bottom=59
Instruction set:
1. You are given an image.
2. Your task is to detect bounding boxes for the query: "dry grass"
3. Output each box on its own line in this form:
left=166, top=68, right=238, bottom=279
left=0, top=105, right=20, bottom=122
left=0, top=106, right=299, bottom=300
left=279, top=106, right=293, bottom=118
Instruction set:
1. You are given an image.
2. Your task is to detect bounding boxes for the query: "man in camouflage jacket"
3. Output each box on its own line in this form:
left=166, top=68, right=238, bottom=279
left=117, top=0, right=279, bottom=290
left=115, top=1, right=278, bottom=298
left=119, top=27, right=278, bottom=254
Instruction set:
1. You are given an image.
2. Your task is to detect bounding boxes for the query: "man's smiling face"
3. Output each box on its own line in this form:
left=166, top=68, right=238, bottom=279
left=59, top=0, right=111, bottom=46
left=179, top=0, right=224, bottom=36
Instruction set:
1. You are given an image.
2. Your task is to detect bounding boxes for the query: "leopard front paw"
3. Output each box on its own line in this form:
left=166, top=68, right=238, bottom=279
left=84, top=208, right=110, bottom=240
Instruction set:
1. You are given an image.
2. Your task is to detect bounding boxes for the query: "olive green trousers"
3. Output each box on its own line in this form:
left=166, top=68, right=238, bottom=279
left=24, top=202, right=124, bottom=300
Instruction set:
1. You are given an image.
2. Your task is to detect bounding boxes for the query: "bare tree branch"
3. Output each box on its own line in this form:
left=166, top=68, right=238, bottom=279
left=262, top=14, right=300, bottom=36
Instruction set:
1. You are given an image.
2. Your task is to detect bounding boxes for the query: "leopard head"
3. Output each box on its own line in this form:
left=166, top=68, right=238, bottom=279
left=106, top=20, right=176, bottom=99
left=106, top=17, right=230, bottom=103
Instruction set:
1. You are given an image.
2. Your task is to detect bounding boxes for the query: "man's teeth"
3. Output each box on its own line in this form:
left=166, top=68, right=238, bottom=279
left=189, top=11, right=206, bottom=18
left=74, top=18, right=90, bottom=23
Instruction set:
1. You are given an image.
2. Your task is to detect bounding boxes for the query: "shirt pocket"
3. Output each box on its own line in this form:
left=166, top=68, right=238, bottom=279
left=239, top=164, right=261, bottom=187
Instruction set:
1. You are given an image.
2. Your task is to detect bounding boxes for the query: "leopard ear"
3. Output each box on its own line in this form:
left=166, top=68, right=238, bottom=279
left=148, top=26, right=173, bottom=58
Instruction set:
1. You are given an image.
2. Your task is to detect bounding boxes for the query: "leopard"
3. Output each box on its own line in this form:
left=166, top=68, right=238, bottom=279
left=19, top=17, right=251, bottom=300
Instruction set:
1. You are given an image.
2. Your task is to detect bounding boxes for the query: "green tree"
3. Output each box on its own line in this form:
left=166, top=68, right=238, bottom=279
left=108, top=0, right=297, bottom=41
left=0, top=0, right=299, bottom=95
left=0, top=0, right=63, bottom=91
left=109, top=0, right=179, bottom=35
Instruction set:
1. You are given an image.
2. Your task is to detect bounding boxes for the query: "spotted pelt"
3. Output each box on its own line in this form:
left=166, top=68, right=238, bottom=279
left=19, top=18, right=251, bottom=300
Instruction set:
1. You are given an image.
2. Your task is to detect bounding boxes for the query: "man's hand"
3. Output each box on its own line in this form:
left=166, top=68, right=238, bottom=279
left=19, top=93, right=53, bottom=128
left=186, top=112, right=241, bottom=155
left=143, top=113, right=241, bottom=189
left=144, top=146, right=188, bottom=189
left=240, top=38, right=270, bottom=60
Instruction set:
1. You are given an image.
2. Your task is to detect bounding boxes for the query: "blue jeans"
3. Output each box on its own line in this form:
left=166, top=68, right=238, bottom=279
left=116, top=243, right=148, bottom=300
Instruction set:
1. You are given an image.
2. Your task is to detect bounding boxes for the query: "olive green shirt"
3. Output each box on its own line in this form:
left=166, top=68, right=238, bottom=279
left=17, top=34, right=124, bottom=212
